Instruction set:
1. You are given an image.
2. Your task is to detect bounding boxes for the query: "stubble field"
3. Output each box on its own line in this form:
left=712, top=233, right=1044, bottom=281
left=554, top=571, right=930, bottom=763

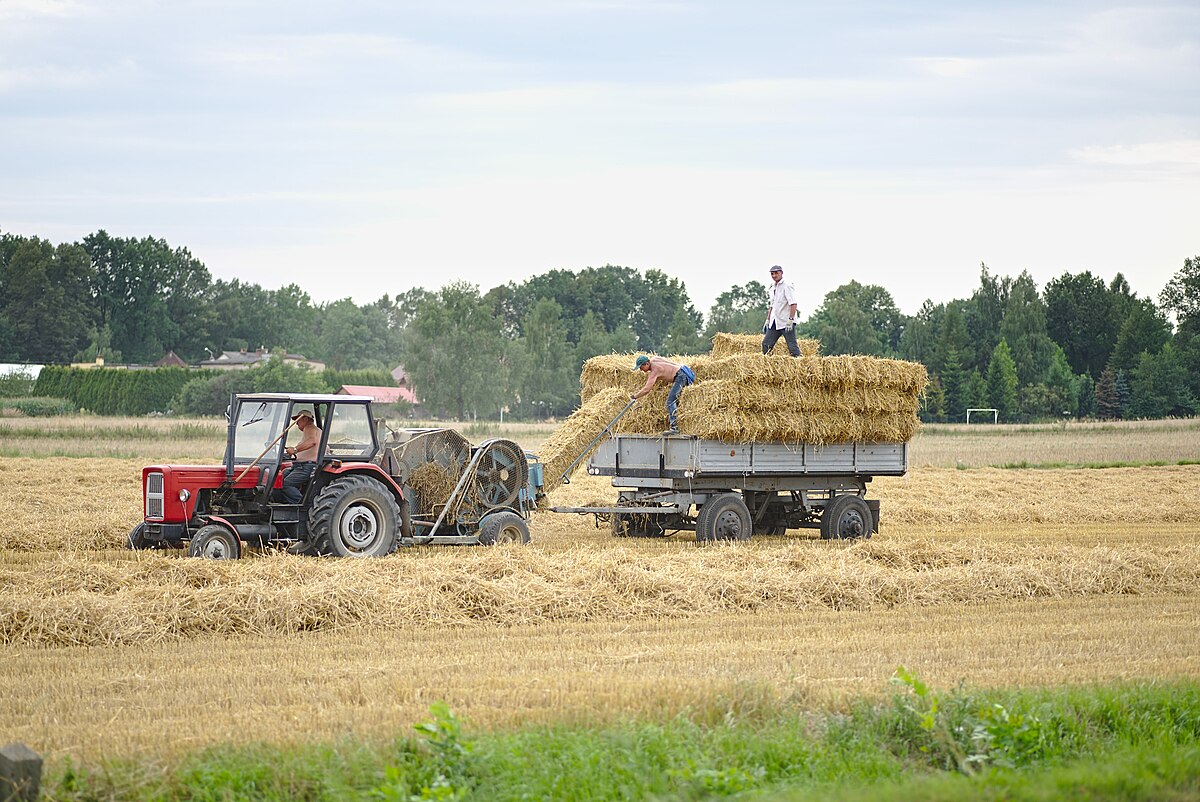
left=1, top=416, right=1198, bottom=766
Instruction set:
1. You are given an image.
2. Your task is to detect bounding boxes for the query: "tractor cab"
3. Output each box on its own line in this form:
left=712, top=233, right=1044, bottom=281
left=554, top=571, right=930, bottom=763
left=224, top=393, right=379, bottom=496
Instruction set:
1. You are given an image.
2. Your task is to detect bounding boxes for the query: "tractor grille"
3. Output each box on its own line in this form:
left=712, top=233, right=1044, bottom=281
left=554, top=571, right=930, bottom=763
left=145, top=472, right=164, bottom=519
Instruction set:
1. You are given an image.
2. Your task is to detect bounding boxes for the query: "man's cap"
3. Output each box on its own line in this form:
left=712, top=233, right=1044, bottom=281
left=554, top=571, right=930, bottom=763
left=769, top=265, right=783, bottom=273
left=633, top=355, right=650, bottom=370
left=291, top=408, right=314, bottom=421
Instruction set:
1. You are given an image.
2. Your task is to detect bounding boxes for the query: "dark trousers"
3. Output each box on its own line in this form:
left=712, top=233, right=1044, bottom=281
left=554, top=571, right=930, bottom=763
left=762, top=325, right=801, bottom=357
left=666, top=367, right=694, bottom=429
left=273, top=461, right=316, bottom=503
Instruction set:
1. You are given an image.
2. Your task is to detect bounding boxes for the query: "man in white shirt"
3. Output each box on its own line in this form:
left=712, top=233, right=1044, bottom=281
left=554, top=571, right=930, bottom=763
left=762, top=265, right=801, bottom=357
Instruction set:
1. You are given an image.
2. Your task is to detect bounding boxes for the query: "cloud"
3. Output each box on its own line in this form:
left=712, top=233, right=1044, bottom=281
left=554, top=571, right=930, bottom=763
left=1070, top=140, right=1200, bottom=169
left=0, top=0, right=82, bottom=21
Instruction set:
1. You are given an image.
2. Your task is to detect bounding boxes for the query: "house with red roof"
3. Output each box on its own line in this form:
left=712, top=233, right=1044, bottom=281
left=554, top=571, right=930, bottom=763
left=337, top=384, right=419, bottom=407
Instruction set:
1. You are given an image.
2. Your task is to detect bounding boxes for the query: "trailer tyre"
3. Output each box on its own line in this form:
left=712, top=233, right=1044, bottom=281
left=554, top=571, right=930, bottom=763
left=309, top=475, right=399, bottom=557
left=696, top=492, right=751, bottom=542
left=188, top=524, right=242, bottom=559
left=820, top=495, right=873, bottom=540
left=478, top=511, right=531, bottom=545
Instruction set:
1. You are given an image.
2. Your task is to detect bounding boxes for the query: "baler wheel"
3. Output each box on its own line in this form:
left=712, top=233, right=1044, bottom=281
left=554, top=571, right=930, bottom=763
left=478, top=511, right=530, bottom=545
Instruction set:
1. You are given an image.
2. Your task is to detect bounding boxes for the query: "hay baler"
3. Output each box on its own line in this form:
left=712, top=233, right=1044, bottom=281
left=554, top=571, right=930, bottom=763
left=551, top=434, right=906, bottom=541
left=130, top=393, right=545, bottom=558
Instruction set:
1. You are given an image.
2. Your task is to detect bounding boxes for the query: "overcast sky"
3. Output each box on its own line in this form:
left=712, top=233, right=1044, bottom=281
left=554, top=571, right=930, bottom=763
left=1, top=0, right=1197, bottom=319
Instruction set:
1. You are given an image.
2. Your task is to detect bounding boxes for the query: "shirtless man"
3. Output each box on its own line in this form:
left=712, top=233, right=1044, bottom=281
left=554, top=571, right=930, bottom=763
left=274, top=408, right=322, bottom=503
left=632, top=355, right=696, bottom=436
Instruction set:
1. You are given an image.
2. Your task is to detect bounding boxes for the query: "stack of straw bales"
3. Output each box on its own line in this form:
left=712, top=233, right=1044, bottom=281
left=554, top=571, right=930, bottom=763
left=684, top=351, right=925, bottom=443
left=577, top=336, right=927, bottom=446
left=537, top=333, right=926, bottom=486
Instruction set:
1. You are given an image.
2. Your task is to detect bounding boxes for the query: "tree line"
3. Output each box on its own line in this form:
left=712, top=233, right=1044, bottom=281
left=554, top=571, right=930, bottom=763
left=1, top=228, right=1196, bottom=422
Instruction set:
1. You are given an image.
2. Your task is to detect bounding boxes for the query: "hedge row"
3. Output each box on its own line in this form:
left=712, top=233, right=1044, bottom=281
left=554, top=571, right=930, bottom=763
left=34, top=366, right=200, bottom=415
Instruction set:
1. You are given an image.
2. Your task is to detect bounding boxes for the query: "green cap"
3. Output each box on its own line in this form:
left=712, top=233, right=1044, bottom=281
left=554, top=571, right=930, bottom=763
left=634, top=355, right=650, bottom=370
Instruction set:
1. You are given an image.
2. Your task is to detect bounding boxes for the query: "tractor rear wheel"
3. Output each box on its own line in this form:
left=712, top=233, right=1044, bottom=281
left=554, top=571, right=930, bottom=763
left=820, top=495, right=873, bottom=540
left=478, top=511, right=531, bottom=545
left=309, top=475, right=399, bottom=557
left=188, top=524, right=242, bottom=559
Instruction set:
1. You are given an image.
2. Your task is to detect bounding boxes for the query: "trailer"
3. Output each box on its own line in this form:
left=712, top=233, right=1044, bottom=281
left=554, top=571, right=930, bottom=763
left=550, top=434, right=907, bottom=541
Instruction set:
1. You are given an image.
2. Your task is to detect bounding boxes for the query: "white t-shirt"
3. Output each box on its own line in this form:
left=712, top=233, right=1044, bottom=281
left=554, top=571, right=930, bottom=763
left=767, top=279, right=798, bottom=330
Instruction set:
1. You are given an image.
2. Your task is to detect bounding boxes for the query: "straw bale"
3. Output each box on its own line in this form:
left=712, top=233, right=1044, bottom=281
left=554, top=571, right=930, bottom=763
left=579, top=354, right=715, bottom=403
left=675, top=407, right=920, bottom=445
left=537, top=388, right=630, bottom=487
left=710, top=332, right=820, bottom=359
left=582, top=352, right=926, bottom=398
left=682, top=379, right=920, bottom=416
left=694, top=354, right=928, bottom=393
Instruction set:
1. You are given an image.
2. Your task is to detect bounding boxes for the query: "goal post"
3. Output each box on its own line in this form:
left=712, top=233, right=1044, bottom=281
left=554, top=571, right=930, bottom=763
left=965, top=408, right=998, bottom=424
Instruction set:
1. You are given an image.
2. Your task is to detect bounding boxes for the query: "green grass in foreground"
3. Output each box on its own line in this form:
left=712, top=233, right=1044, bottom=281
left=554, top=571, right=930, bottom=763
left=42, top=676, right=1200, bottom=802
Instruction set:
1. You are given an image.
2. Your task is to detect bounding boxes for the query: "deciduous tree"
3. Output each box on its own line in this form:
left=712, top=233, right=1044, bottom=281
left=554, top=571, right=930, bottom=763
left=1, top=237, right=94, bottom=363
left=1044, top=271, right=1119, bottom=377
left=704, top=281, right=768, bottom=337
left=401, top=282, right=515, bottom=419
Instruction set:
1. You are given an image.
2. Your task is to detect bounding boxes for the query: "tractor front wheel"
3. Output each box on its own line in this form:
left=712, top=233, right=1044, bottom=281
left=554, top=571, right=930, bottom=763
left=309, top=475, right=400, bottom=557
left=188, top=524, right=242, bottom=559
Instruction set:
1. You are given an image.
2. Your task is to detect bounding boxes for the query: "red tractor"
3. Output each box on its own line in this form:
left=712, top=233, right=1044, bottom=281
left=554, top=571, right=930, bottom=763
left=129, top=393, right=544, bottom=558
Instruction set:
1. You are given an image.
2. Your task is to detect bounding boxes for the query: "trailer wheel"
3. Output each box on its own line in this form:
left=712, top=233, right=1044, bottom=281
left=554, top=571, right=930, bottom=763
left=478, top=511, right=530, bottom=545
left=188, top=524, right=242, bottom=559
left=696, top=492, right=751, bottom=542
left=309, top=475, right=399, bottom=557
left=820, top=495, right=873, bottom=540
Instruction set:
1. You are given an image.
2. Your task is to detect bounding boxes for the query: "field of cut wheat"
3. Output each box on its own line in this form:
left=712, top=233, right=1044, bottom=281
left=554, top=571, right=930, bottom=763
left=0, top=415, right=1198, bottom=766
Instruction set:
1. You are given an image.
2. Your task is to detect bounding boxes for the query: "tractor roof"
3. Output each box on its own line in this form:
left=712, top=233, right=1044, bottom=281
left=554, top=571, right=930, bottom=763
left=235, top=392, right=373, bottom=404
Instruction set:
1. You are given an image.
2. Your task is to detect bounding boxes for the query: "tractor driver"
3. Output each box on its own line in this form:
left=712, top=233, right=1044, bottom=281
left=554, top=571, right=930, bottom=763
left=273, top=408, right=322, bottom=504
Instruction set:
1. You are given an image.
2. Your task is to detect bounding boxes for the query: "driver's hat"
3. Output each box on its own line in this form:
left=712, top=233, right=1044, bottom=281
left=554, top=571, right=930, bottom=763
left=291, top=407, right=314, bottom=422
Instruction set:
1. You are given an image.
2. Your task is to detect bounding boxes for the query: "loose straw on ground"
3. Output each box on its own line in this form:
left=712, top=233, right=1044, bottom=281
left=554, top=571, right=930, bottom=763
left=2, top=538, right=1196, bottom=646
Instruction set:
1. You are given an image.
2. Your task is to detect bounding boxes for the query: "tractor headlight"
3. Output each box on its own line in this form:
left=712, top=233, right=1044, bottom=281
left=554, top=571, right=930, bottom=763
left=178, top=489, right=191, bottom=502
